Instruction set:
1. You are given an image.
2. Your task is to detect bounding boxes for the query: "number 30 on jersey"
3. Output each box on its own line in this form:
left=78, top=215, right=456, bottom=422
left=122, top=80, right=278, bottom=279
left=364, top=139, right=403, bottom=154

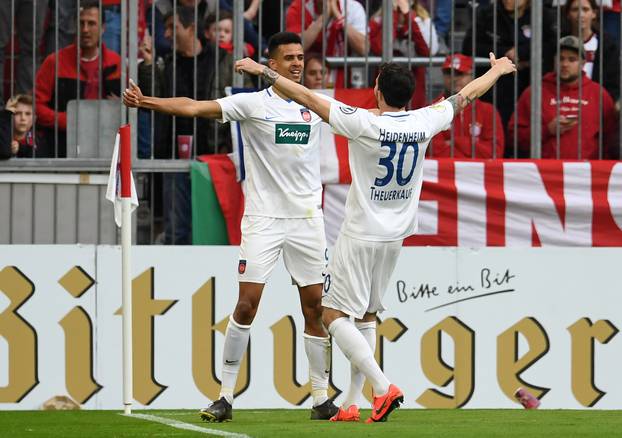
left=375, top=141, right=420, bottom=187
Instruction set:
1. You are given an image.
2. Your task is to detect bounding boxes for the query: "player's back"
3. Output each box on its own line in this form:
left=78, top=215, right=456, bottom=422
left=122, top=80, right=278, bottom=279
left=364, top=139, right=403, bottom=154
left=328, top=100, right=454, bottom=241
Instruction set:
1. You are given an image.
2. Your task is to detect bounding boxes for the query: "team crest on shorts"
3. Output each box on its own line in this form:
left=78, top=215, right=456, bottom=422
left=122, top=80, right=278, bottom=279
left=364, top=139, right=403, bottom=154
left=300, top=108, right=311, bottom=122
left=238, top=259, right=247, bottom=274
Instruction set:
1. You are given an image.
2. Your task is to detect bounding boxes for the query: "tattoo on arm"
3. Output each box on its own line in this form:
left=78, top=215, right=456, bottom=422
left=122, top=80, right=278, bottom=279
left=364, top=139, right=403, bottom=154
left=446, top=93, right=474, bottom=115
left=262, top=67, right=280, bottom=86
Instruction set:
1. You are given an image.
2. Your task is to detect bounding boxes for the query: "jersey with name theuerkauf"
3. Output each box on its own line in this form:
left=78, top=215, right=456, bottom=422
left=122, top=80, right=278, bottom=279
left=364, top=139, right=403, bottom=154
left=218, top=87, right=331, bottom=218
left=329, top=100, right=454, bottom=241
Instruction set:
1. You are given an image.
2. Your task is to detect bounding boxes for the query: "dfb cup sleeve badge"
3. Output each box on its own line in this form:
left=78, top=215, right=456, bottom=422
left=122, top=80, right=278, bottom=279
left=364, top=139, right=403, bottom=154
left=238, top=259, right=247, bottom=274
left=339, top=106, right=357, bottom=115
left=300, top=108, right=312, bottom=122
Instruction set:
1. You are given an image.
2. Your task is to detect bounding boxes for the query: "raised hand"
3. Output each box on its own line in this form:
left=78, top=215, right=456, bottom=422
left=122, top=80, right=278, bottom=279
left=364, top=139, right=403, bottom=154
left=234, top=57, right=265, bottom=76
left=5, top=96, right=18, bottom=113
left=489, top=52, right=517, bottom=75
left=123, top=79, right=144, bottom=108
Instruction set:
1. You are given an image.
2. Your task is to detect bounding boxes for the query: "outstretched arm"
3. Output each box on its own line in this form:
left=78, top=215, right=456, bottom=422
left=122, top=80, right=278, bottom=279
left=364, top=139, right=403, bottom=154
left=123, top=79, right=222, bottom=119
left=235, top=58, right=331, bottom=122
left=446, top=53, right=516, bottom=116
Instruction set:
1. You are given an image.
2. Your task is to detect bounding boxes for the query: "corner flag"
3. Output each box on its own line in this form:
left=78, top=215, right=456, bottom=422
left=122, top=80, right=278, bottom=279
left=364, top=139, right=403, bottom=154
left=106, top=126, right=139, bottom=227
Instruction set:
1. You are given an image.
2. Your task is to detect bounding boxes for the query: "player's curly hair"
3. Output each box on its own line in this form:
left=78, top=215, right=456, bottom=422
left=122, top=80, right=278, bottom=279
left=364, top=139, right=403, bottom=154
left=377, top=63, right=415, bottom=108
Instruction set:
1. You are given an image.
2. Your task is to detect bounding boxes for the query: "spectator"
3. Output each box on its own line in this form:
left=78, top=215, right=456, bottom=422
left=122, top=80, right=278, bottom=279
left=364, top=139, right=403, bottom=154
left=35, top=0, right=121, bottom=157
left=139, top=6, right=217, bottom=244
left=430, top=54, right=505, bottom=158
left=369, top=0, right=439, bottom=108
left=286, top=0, right=367, bottom=88
left=304, top=52, right=327, bottom=89
left=203, top=11, right=254, bottom=153
left=462, top=0, right=557, bottom=128
left=508, top=36, right=617, bottom=159
left=0, top=0, right=48, bottom=106
left=205, top=10, right=255, bottom=57
left=9, top=94, right=37, bottom=158
left=151, top=0, right=263, bottom=57
left=563, top=0, right=620, bottom=102
left=218, top=0, right=264, bottom=55
left=148, top=0, right=207, bottom=58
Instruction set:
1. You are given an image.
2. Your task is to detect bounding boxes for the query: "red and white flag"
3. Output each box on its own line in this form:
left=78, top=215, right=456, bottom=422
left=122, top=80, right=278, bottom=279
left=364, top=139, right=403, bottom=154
left=106, top=131, right=138, bottom=227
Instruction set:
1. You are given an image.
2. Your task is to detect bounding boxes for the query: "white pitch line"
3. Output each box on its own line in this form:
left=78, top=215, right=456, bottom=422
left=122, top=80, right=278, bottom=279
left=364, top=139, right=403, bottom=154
left=121, top=413, right=252, bottom=438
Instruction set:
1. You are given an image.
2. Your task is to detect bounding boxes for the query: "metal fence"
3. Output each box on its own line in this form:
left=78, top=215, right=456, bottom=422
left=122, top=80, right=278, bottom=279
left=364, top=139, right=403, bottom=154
left=1, top=0, right=620, bottom=244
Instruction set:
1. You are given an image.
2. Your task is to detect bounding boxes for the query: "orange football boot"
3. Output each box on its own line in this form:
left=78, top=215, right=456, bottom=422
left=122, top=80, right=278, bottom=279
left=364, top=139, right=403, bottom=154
left=329, top=405, right=360, bottom=422
left=365, top=384, right=404, bottom=423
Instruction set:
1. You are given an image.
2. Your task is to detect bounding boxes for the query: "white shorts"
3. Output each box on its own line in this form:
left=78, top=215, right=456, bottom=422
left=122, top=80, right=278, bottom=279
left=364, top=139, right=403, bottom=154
left=238, top=215, right=327, bottom=286
left=322, top=233, right=402, bottom=319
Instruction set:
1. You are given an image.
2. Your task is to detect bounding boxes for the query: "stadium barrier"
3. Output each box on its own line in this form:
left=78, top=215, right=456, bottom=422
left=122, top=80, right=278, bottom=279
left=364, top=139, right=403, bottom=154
left=2, top=0, right=621, bottom=244
left=1, top=245, right=620, bottom=410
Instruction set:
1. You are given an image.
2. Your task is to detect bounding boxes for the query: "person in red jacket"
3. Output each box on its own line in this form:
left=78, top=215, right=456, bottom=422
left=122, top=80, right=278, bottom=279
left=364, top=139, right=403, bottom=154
left=430, top=54, right=505, bottom=158
left=509, top=35, right=618, bottom=159
left=286, top=0, right=367, bottom=88
left=35, top=0, right=121, bottom=157
left=369, top=0, right=438, bottom=109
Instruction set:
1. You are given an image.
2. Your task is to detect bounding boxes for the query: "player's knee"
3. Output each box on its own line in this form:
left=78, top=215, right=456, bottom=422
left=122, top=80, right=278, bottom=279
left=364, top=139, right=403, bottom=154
left=302, top=300, right=323, bottom=323
left=233, top=299, right=258, bottom=325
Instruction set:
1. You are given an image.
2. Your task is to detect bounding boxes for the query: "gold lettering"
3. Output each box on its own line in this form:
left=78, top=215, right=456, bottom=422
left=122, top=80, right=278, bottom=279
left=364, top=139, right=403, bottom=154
left=192, top=278, right=250, bottom=400
left=568, top=318, right=618, bottom=407
left=363, top=317, right=408, bottom=402
left=0, top=266, right=38, bottom=402
left=416, top=316, right=474, bottom=408
left=497, top=317, right=550, bottom=402
left=58, top=266, right=95, bottom=298
left=58, top=266, right=101, bottom=404
left=115, top=268, right=176, bottom=405
left=271, top=316, right=340, bottom=405
left=59, top=307, right=102, bottom=403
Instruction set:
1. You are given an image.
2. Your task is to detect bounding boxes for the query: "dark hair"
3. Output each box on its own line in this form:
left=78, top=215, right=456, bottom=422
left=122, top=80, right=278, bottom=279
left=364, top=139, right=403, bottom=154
left=377, top=63, right=415, bottom=108
left=205, top=10, right=233, bottom=30
left=305, top=52, right=323, bottom=65
left=562, top=0, right=599, bottom=35
left=79, top=0, right=100, bottom=11
left=175, top=6, right=199, bottom=29
left=267, top=32, right=302, bottom=58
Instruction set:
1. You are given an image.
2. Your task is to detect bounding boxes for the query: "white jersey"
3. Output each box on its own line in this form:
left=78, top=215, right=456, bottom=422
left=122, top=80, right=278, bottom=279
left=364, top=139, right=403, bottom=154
left=329, top=100, right=454, bottom=241
left=218, top=87, right=329, bottom=218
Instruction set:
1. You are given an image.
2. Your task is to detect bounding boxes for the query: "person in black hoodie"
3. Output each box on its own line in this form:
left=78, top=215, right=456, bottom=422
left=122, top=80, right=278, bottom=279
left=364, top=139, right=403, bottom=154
left=138, top=5, right=217, bottom=244
left=462, top=0, right=557, bottom=132
left=0, top=101, right=15, bottom=160
left=562, top=0, right=620, bottom=102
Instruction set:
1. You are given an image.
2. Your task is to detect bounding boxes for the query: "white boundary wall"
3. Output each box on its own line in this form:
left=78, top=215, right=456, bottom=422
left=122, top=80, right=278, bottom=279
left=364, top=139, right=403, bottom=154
left=0, top=246, right=620, bottom=410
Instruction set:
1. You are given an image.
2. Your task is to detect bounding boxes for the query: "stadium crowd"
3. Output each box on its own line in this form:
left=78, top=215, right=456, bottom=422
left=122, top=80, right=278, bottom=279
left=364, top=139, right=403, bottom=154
left=1, top=0, right=620, bottom=243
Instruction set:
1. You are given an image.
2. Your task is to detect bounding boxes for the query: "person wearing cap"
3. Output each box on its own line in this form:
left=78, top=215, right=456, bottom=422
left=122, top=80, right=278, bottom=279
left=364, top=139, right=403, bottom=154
left=462, top=0, right=557, bottom=130
left=509, top=35, right=618, bottom=159
left=429, top=54, right=505, bottom=158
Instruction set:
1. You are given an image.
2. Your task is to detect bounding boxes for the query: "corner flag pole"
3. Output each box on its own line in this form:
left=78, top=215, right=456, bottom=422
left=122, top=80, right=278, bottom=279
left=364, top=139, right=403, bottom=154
left=119, top=124, right=133, bottom=415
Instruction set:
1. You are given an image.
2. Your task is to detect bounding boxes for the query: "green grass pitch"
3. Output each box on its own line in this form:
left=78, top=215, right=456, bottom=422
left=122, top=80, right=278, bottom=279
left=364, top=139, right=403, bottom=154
left=1, top=409, right=621, bottom=437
